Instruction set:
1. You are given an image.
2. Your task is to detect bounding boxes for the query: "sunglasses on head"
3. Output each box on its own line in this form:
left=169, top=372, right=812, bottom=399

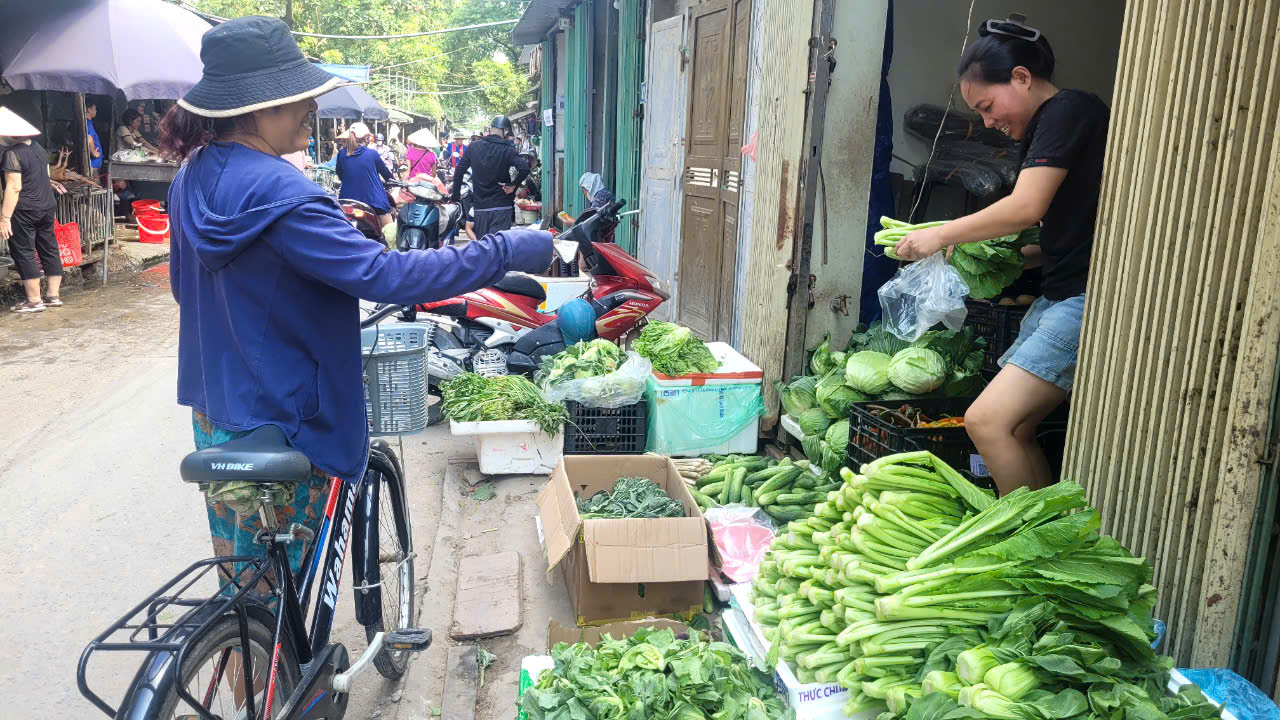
left=980, top=13, right=1041, bottom=42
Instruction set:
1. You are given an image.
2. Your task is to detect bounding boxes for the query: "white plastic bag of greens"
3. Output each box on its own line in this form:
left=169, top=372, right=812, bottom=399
left=542, top=351, right=653, bottom=408
left=877, top=252, right=970, bottom=342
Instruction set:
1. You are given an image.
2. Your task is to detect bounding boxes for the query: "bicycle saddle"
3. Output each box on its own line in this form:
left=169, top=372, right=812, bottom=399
left=180, top=425, right=312, bottom=485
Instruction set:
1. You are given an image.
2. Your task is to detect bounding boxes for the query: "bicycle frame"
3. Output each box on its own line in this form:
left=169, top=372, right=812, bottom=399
left=78, top=447, right=402, bottom=720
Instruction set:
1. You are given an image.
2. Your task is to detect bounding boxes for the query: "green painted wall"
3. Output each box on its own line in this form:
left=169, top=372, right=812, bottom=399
left=564, top=1, right=593, bottom=217
left=540, top=36, right=555, bottom=220
left=612, top=0, right=644, bottom=253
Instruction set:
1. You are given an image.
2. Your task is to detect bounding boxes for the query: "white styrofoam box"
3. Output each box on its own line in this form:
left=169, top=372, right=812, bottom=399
left=449, top=420, right=564, bottom=475
left=781, top=413, right=804, bottom=441
left=651, top=342, right=764, bottom=387
left=709, top=566, right=749, bottom=603
left=535, top=276, right=589, bottom=312
left=729, top=584, right=853, bottom=719
left=516, top=655, right=555, bottom=720
left=646, top=382, right=762, bottom=457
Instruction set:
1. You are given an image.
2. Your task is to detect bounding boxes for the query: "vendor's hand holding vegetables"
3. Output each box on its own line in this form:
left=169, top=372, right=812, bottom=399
left=890, top=16, right=1109, bottom=495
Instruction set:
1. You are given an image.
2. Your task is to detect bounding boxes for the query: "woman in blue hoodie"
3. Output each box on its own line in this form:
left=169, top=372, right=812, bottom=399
left=162, top=17, right=552, bottom=580
left=336, top=121, right=395, bottom=226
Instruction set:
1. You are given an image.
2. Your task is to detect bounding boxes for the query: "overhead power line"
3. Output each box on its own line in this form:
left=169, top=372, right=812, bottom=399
left=290, top=18, right=518, bottom=40
left=176, top=3, right=518, bottom=41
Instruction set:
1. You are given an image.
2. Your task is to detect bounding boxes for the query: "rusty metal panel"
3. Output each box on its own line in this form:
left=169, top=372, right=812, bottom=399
left=1065, top=0, right=1280, bottom=670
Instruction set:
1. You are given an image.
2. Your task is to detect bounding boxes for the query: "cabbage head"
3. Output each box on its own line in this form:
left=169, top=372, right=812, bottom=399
left=801, top=434, right=824, bottom=465
left=887, top=347, right=948, bottom=394
left=825, top=418, right=850, bottom=448
left=778, top=375, right=817, bottom=417
left=798, top=408, right=831, bottom=437
left=810, top=333, right=836, bottom=376
left=816, top=370, right=866, bottom=419
left=844, top=351, right=894, bottom=395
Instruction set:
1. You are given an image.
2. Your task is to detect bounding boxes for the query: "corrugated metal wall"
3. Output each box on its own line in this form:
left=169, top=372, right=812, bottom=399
left=564, top=1, right=593, bottom=217
left=1065, top=0, right=1280, bottom=668
left=613, top=0, right=645, bottom=254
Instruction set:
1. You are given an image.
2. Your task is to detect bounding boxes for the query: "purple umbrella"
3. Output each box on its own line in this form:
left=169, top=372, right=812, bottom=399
left=1, top=0, right=211, bottom=100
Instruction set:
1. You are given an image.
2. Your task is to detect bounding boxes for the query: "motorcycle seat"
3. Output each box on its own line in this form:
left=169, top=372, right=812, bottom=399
left=493, top=272, right=546, bottom=302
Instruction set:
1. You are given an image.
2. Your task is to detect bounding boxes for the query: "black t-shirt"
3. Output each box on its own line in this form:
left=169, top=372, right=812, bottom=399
left=2, top=141, right=56, bottom=213
left=1019, top=90, right=1109, bottom=300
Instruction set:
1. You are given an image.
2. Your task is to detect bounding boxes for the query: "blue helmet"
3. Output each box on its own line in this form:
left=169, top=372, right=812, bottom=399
left=557, top=298, right=597, bottom=344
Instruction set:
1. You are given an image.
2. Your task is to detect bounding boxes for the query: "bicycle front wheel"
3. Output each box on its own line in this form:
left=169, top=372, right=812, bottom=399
left=366, top=454, right=415, bottom=679
left=153, top=612, right=299, bottom=719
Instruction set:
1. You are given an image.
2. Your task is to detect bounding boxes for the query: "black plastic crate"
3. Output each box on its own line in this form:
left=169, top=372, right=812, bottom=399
left=563, top=400, right=648, bottom=454
left=846, top=397, right=1069, bottom=483
left=965, top=300, right=1029, bottom=375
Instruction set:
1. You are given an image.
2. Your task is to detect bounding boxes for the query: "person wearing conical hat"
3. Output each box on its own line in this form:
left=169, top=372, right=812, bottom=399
left=0, top=107, right=67, bottom=313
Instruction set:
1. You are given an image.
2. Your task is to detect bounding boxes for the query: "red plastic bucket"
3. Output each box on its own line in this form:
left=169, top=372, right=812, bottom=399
left=137, top=211, right=169, bottom=244
left=132, top=199, right=163, bottom=216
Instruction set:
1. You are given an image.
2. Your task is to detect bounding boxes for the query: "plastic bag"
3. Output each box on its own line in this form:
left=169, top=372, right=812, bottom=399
left=645, top=382, right=765, bottom=455
left=542, top=351, right=651, bottom=408
left=1177, top=668, right=1280, bottom=720
left=703, top=506, right=777, bottom=583
left=878, top=252, right=970, bottom=342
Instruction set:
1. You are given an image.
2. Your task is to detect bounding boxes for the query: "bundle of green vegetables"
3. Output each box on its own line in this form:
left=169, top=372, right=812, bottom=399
left=577, top=476, right=686, bottom=519
left=520, top=625, right=795, bottom=720
left=778, top=325, right=986, bottom=440
left=686, top=455, right=841, bottom=522
left=633, top=321, right=721, bottom=376
left=748, top=451, right=1218, bottom=720
left=873, top=216, right=1042, bottom=300
left=536, top=339, right=626, bottom=386
left=440, top=373, right=568, bottom=434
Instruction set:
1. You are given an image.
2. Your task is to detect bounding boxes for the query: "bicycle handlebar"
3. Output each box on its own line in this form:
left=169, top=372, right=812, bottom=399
left=360, top=303, right=404, bottom=328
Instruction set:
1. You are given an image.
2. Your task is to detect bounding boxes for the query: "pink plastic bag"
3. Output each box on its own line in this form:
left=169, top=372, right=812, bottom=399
left=705, top=506, right=778, bottom=583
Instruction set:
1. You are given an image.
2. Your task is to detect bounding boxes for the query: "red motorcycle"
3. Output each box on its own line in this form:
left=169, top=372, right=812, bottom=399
left=410, top=199, right=668, bottom=380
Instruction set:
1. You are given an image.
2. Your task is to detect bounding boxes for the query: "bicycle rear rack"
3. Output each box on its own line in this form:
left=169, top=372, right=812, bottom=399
left=77, top=555, right=277, bottom=718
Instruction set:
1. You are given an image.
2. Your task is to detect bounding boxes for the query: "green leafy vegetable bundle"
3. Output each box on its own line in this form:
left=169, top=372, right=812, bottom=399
left=748, top=451, right=1218, bottom=720
left=537, top=339, right=626, bottom=386
left=520, top=625, right=795, bottom=720
left=577, top=476, right=686, bottom=519
left=633, top=321, right=721, bottom=376
left=440, top=373, right=568, bottom=435
left=873, top=216, right=1042, bottom=300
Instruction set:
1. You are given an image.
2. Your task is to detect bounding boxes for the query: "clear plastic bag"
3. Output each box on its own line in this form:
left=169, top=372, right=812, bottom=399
left=1177, top=668, right=1280, bottom=720
left=878, top=252, right=970, bottom=341
left=703, top=506, right=778, bottom=583
left=542, top=351, right=652, bottom=408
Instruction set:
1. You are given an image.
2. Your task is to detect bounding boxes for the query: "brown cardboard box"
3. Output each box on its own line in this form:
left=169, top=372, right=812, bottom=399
left=536, top=455, right=712, bottom=625
left=545, top=617, right=691, bottom=647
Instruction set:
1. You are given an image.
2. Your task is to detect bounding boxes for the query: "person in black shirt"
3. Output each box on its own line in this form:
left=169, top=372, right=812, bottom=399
left=451, top=115, right=530, bottom=238
left=0, top=107, right=67, bottom=312
left=894, top=18, right=1108, bottom=494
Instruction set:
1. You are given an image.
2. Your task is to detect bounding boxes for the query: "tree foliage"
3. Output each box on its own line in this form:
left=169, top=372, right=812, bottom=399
left=186, top=0, right=530, bottom=121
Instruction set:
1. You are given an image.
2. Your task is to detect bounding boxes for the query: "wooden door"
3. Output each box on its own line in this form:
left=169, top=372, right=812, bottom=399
left=638, top=14, right=687, bottom=322
left=676, top=0, right=750, bottom=341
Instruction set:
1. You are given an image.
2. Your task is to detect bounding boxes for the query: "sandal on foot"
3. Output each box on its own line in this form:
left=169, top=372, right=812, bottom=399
left=11, top=300, right=44, bottom=313
left=42, top=296, right=62, bottom=307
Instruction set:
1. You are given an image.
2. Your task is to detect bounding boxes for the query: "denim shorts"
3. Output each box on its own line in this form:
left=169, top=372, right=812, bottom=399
left=998, top=294, right=1086, bottom=392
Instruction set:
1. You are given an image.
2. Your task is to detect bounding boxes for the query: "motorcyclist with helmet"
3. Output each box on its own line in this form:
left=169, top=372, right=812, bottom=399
left=450, top=115, right=530, bottom=237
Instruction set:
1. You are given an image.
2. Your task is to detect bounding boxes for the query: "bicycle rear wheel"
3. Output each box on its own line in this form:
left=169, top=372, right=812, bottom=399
left=154, top=612, right=299, bottom=719
left=365, top=457, right=415, bottom=679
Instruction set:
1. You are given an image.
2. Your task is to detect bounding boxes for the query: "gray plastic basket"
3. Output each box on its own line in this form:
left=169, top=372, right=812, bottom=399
left=361, top=323, right=433, bottom=435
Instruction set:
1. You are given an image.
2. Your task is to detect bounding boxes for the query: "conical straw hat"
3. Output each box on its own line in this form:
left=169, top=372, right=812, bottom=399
left=0, top=107, right=40, bottom=137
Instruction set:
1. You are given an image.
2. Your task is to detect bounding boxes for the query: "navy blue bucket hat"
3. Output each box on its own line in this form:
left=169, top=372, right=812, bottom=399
left=179, top=16, right=348, bottom=118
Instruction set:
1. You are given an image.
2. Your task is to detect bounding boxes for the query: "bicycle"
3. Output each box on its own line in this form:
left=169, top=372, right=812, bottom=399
left=77, top=303, right=429, bottom=719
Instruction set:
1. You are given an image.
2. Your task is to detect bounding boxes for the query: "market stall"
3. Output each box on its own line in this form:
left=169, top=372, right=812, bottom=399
left=414, top=314, right=1278, bottom=720
left=0, top=0, right=209, bottom=283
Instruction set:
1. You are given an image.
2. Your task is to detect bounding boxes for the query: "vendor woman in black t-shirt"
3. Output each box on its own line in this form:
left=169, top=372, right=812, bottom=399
left=895, top=18, right=1109, bottom=494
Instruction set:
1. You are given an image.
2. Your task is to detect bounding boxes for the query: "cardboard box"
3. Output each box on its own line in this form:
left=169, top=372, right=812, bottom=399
left=536, top=455, right=712, bottom=625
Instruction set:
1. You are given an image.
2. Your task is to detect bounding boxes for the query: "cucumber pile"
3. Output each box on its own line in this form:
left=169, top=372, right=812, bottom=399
left=686, top=455, right=843, bottom=523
